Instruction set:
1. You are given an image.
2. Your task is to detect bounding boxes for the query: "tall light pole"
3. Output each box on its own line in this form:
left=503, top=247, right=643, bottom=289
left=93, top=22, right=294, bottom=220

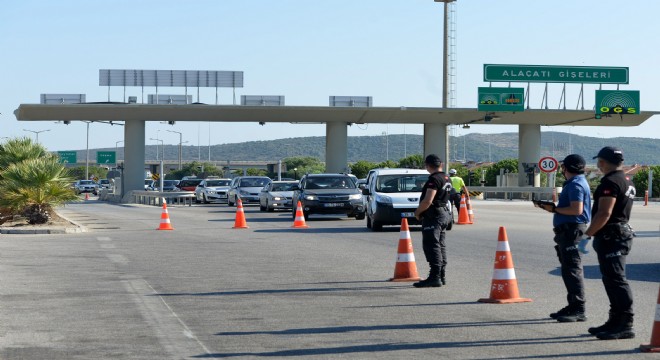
left=23, top=129, right=50, bottom=143
left=82, top=121, right=91, bottom=180
left=115, top=140, right=123, bottom=162
left=433, top=0, right=455, bottom=166
left=167, top=130, right=183, bottom=170
left=149, top=138, right=164, bottom=161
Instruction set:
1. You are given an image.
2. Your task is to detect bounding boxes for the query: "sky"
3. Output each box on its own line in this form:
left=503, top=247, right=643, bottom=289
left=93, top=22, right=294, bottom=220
left=1, top=0, right=659, bottom=153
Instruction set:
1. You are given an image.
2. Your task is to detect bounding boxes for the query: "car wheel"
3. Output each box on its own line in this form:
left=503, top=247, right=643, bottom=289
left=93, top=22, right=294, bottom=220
left=228, top=196, right=234, bottom=206
left=267, top=205, right=275, bottom=212
left=259, top=202, right=266, bottom=211
left=355, top=212, right=365, bottom=220
left=303, top=212, right=309, bottom=221
left=203, top=194, right=209, bottom=204
left=366, top=215, right=372, bottom=229
left=195, top=195, right=201, bottom=204
left=372, top=220, right=383, bottom=232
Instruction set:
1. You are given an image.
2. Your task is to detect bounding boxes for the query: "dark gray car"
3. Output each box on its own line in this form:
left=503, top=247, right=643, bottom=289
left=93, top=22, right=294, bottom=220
left=291, top=174, right=365, bottom=220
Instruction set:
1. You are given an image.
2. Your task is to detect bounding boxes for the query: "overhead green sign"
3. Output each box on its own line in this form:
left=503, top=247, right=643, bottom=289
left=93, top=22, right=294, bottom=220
left=96, top=151, right=116, bottom=164
left=478, top=87, right=525, bottom=112
left=483, top=64, right=629, bottom=84
left=57, top=151, right=77, bottom=164
left=595, top=90, right=640, bottom=116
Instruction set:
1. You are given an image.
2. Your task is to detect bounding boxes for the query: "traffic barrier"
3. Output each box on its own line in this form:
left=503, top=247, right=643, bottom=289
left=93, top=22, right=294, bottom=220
left=291, top=201, right=309, bottom=228
left=157, top=199, right=174, bottom=230
left=465, top=194, right=475, bottom=223
left=645, top=190, right=649, bottom=206
left=232, top=199, right=249, bottom=229
left=389, top=218, right=421, bottom=282
left=640, top=284, right=660, bottom=352
left=457, top=194, right=472, bottom=225
left=478, top=226, right=532, bottom=304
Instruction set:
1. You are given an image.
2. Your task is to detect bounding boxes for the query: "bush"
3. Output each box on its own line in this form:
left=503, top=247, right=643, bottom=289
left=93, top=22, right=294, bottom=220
left=632, top=166, right=660, bottom=198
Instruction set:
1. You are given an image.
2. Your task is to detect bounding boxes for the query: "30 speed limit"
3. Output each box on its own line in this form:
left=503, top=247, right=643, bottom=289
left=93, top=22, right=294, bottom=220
left=538, top=156, right=559, bottom=173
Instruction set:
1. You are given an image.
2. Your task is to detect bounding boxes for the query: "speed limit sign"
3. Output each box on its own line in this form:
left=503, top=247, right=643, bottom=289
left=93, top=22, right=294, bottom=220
left=539, top=156, right=559, bottom=173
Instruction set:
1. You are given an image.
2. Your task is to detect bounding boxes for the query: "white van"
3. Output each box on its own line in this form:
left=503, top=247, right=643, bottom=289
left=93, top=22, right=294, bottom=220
left=363, top=168, right=430, bottom=231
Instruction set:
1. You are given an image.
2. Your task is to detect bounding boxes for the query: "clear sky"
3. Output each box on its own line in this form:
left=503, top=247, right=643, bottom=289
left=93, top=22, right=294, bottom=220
left=2, top=0, right=659, bottom=153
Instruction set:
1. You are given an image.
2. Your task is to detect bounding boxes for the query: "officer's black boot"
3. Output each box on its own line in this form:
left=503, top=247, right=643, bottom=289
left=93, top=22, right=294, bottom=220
left=596, top=313, right=635, bottom=340
left=556, top=304, right=586, bottom=322
left=439, top=266, right=446, bottom=285
left=588, top=311, right=617, bottom=335
left=413, top=268, right=441, bottom=288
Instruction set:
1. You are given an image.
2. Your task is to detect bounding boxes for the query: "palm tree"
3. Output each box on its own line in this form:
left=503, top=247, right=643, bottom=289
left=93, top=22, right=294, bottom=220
left=0, top=138, right=78, bottom=224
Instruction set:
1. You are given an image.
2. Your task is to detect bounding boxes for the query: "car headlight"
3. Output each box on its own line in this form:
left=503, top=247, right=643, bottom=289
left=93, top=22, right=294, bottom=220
left=376, top=195, right=392, bottom=204
left=348, top=194, right=362, bottom=200
left=304, top=194, right=318, bottom=201
left=273, top=197, right=282, bottom=201
left=239, top=190, right=250, bottom=196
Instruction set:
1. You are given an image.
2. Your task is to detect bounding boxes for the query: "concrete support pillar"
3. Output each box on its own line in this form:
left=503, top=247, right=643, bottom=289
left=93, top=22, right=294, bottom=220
left=325, top=122, right=348, bottom=173
left=518, top=124, right=541, bottom=187
left=122, top=120, right=146, bottom=201
left=424, top=123, right=449, bottom=164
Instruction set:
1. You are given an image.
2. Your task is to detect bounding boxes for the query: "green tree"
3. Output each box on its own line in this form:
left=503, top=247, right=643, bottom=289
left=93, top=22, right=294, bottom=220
left=398, top=154, right=424, bottom=169
left=0, top=137, right=48, bottom=170
left=0, top=157, right=79, bottom=224
left=350, top=160, right=378, bottom=178
left=168, top=161, right=222, bottom=180
left=67, top=166, right=109, bottom=180
left=484, top=158, right=518, bottom=186
left=632, top=166, right=660, bottom=198
left=246, top=168, right=268, bottom=176
left=284, top=157, right=325, bottom=178
left=376, top=160, right=398, bottom=169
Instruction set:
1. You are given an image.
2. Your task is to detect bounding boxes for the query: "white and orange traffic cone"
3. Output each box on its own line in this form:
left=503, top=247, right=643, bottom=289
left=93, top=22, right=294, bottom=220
left=389, top=218, right=421, bottom=282
left=478, top=226, right=532, bottom=304
left=291, top=201, right=309, bottom=228
left=157, top=199, right=174, bottom=230
left=640, top=284, right=660, bottom=352
left=84, top=193, right=90, bottom=201
left=465, top=194, right=475, bottom=223
left=232, top=198, right=249, bottom=229
left=457, top=194, right=472, bottom=225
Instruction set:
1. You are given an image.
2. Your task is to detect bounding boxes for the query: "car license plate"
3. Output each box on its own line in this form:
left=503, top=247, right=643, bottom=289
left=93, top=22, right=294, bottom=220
left=323, top=203, right=344, bottom=207
left=401, top=212, right=415, bottom=218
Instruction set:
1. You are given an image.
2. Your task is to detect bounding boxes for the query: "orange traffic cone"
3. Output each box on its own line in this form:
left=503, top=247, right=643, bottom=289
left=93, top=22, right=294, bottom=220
left=640, top=284, right=660, bottom=352
left=291, top=201, right=309, bottom=228
left=232, top=198, right=249, bottom=229
left=478, top=226, right=532, bottom=304
left=157, top=199, right=174, bottom=230
left=465, top=194, right=475, bottom=223
left=84, top=193, right=90, bottom=201
left=457, top=194, right=472, bottom=225
left=389, top=218, right=421, bottom=282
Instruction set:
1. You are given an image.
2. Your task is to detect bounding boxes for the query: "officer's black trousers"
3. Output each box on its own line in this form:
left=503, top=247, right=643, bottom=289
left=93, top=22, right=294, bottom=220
left=593, top=226, right=634, bottom=316
left=553, top=224, right=587, bottom=310
left=421, top=211, right=450, bottom=277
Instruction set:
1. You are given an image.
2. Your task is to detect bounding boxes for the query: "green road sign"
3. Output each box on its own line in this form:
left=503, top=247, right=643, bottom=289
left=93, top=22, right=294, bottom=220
left=595, top=90, right=640, bottom=116
left=483, top=64, right=629, bottom=84
left=57, top=151, right=77, bottom=164
left=96, top=151, right=116, bottom=164
left=478, top=87, right=525, bottom=112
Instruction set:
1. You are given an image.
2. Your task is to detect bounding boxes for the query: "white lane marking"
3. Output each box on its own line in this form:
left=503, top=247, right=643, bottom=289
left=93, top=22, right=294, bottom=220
left=97, top=237, right=112, bottom=241
left=123, top=279, right=212, bottom=357
left=100, top=244, right=116, bottom=249
left=106, top=254, right=129, bottom=265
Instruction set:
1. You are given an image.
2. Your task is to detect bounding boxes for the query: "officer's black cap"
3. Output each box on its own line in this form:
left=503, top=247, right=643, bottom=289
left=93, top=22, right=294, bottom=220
left=560, top=154, right=586, bottom=174
left=593, top=146, right=624, bottom=165
left=424, top=154, right=443, bottom=167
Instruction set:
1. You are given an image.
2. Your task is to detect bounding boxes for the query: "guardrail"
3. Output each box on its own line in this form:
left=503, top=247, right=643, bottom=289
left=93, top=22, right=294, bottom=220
left=476, top=186, right=557, bottom=200
left=132, top=190, right=196, bottom=206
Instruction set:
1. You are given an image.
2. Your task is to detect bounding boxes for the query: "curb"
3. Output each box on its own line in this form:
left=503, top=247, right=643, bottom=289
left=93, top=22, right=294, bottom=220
left=0, top=210, right=88, bottom=235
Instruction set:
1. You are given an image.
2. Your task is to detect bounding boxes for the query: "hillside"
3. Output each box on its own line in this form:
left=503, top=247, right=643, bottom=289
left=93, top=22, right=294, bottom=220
left=87, top=131, right=659, bottom=165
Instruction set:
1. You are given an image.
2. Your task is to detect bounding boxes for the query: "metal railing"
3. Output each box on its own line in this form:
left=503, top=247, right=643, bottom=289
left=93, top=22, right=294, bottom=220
left=132, top=190, right=196, bottom=206
left=475, top=186, right=557, bottom=201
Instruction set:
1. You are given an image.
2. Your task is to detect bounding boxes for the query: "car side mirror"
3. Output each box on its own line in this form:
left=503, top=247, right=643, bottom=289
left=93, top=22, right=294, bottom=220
left=362, top=188, right=371, bottom=195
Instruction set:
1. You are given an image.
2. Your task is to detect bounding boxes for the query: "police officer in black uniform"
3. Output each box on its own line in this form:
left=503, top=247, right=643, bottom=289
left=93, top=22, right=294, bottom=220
left=413, top=154, right=452, bottom=288
left=584, top=146, right=636, bottom=340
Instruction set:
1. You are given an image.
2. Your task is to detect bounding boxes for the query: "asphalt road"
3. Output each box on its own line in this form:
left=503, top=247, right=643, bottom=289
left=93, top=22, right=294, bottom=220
left=1, top=199, right=658, bottom=359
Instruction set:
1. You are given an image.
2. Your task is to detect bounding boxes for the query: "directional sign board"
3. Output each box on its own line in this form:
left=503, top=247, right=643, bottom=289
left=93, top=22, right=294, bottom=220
left=539, top=156, right=559, bottom=173
left=478, top=87, right=525, bottom=112
left=595, top=90, right=640, bottom=116
left=58, top=151, right=77, bottom=164
left=483, top=64, right=629, bottom=84
left=96, top=151, right=116, bottom=165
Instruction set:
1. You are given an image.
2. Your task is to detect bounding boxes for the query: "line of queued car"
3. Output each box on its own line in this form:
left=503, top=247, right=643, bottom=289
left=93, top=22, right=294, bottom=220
left=168, top=169, right=431, bottom=231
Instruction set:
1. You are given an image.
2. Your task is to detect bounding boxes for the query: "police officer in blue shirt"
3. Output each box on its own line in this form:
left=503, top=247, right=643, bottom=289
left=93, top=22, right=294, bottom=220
left=536, top=154, right=591, bottom=322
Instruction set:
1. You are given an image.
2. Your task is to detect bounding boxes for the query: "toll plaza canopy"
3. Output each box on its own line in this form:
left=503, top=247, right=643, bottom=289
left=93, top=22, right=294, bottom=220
left=13, top=103, right=659, bottom=201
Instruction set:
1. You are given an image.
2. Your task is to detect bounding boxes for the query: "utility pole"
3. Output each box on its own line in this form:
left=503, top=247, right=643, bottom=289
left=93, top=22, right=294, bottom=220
left=167, top=130, right=183, bottom=170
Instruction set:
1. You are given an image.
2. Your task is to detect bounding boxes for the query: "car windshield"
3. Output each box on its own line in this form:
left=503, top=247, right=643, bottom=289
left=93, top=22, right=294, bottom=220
left=99, top=180, right=109, bottom=184
left=271, top=183, right=296, bottom=191
left=80, top=180, right=94, bottom=185
left=206, top=180, right=231, bottom=187
left=305, top=176, right=355, bottom=190
left=239, top=178, right=269, bottom=187
left=375, top=174, right=428, bottom=193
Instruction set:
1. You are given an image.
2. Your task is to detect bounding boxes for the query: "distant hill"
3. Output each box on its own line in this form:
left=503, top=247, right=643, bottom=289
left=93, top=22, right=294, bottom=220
left=86, top=131, right=659, bottom=166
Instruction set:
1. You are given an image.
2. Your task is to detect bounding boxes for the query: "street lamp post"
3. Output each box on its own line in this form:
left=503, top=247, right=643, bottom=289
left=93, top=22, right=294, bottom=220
left=149, top=138, right=164, bottom=161
left=433, top=0, right=455, bottom=166
left=23, top=129, right=50, bottom=143
left=293, top=168, right=298, bottom=180
left=115, top=140, right=123, bottom=162
left=166, top=130, right=183, bottom=170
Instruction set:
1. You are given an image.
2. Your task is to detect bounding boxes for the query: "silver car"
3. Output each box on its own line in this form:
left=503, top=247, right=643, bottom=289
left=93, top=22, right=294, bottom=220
left=195, top=178, right=231, bottom=204
left=259, top=181, right=298, bottom=212
left=227, top=176, right=271, bottom=206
